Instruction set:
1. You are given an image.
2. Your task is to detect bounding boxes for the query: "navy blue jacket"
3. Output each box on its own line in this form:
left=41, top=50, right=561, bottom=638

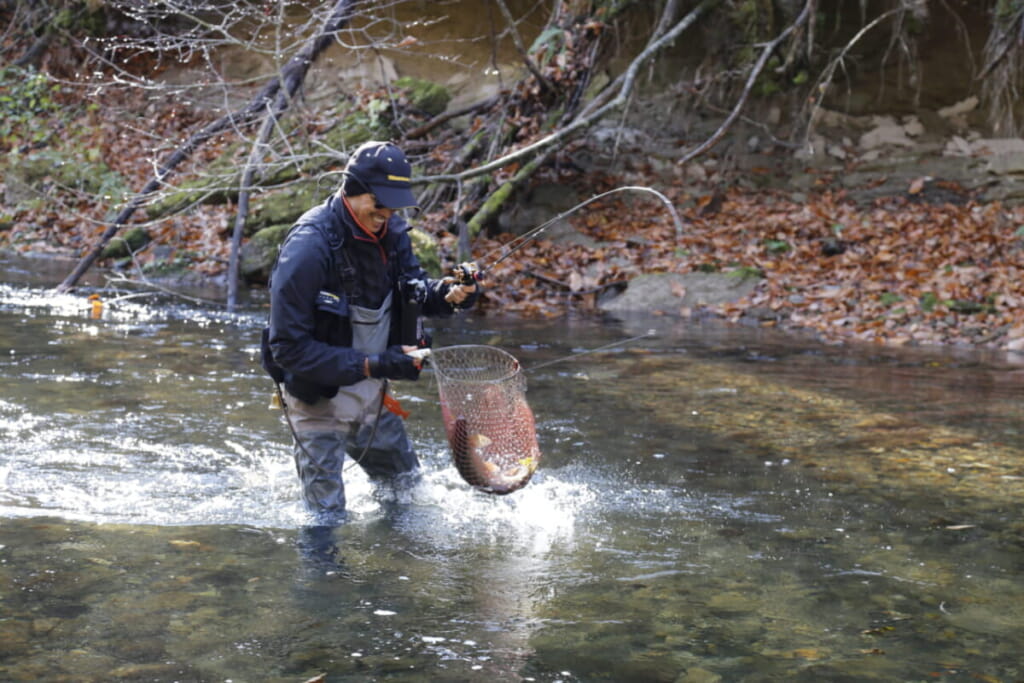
left=268, top=194, right=461, bottom=403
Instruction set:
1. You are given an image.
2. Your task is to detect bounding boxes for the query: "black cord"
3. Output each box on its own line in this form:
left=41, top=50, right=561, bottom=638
left=275, top=379, right=388, bottom=473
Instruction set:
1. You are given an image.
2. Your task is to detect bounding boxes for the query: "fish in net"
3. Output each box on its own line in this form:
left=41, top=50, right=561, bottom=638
left=428, top=345, right=541, bottom=494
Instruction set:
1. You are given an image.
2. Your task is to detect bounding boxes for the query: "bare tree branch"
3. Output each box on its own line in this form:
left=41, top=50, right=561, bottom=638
left=494, top=0, right=554, bottom=92
left=978, top=8, right=1024, bottom=80
left=405, top=95, right=499, bottom=140
left=680, top=0, right=813, bottom=164
left=226, top=107, right=277, bottom=311
left=57, top=0, right=358, bottom=293
left=803, top=6, right=904, bottom=147
left=414, top=0, right=719, bottom=187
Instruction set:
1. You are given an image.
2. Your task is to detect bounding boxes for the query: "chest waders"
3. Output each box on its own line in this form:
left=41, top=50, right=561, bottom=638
left=266, top=218, right=397, bottom=473
left=273, top=295, right=393, bottom=473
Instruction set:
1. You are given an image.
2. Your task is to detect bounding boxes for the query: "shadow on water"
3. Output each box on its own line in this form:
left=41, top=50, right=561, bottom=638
left=2, top=278, right=1024, bottom=681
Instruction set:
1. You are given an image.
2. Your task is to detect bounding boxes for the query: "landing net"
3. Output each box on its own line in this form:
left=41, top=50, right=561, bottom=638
left=430, top=345, right=541, bottom=494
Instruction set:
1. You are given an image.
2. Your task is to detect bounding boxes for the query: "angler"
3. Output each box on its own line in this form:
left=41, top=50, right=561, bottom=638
left=262, top=141, right=479, bottom=522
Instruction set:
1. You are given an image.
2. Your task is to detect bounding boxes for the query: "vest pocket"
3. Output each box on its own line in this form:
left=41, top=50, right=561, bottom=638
left=314, top=289, right=350, bottom=346
left=315, top=289, right=349, bottom=316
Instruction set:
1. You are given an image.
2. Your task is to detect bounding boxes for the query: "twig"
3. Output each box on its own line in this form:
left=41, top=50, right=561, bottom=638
left=525, top=270, right=629, bottom=295
left=978, top=9, right=1024, bottom=80
left=803, top=7, right=904, bottom=145
left=104, top=272, right=221, bottom=308
left=494, top=0, right=553, bottom=92
left=227, top=104, right=277, bottom=311
left=680, top=0, right=813, bottom=164
left=578, top=0, right=681, bottom=118
left=414, top=0, right=718, bottom=187
left=405, top=95, right=499, bottom=140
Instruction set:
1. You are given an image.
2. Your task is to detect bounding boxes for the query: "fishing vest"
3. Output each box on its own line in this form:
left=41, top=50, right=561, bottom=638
left=261, top=199, right=418, bottom=409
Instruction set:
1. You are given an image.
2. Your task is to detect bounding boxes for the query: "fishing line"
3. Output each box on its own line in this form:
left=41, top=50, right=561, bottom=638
left=525, top=330, right=656, bottom=372
left=413, top=330, right=654, bottom=374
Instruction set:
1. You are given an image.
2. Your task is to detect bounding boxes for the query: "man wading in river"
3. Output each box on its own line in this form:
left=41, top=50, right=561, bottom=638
left=263, top=141, right=478, bottom=522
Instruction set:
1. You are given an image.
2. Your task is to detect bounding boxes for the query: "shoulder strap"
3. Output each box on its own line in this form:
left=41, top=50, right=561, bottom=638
left=326, top=227, right=357, bottom=298
left=277, top=201, right=358, bottom=297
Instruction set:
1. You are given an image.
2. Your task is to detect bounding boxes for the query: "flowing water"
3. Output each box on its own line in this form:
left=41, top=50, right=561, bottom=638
left=2, top=257, right=1023, bottom=682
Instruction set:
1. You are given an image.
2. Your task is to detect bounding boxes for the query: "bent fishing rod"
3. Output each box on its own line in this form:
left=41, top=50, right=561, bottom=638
left=524, top=329, right=655, bottom=372
left=446, top=185, right=684, bottom=286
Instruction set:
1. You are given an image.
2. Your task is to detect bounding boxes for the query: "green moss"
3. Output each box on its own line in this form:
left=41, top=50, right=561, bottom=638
left=996, top=0, right=1024, bottom=22
left=240, top=223, right=291, bottom=282
left=408, top=227, right=441, bottom=277
left=100, top=227, right=150, bottom=259
left=727, top=265, right=764, bottom=279
left=394, top=77, right=452, bottom=117
left=920, top=292, right=939, bottom=312
left=145, top=176, right=233, bottom=219
left=141, top=253, right=193, bottom=277
left=244, top=181, right=325, bottom=234
left=728, top=0, right=775, bottom=70
left=2, top=148, right=127, bottom=208
left=326, top=104, right=393, bottom=146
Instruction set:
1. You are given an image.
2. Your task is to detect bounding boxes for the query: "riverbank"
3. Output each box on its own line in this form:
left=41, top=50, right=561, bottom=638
left=3, top=82, right=1024, bottom=355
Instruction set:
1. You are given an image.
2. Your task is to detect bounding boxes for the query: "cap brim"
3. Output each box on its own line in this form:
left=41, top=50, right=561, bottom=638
left=371, top=184, right=418, bottom=210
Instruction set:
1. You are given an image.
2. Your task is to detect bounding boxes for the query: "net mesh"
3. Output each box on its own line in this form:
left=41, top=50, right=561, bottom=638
left=430, top=345, right=541, bottom=494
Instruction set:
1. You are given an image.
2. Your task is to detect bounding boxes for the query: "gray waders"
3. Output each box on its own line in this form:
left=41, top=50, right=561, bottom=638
left=282, top=292, right=420, bottom=521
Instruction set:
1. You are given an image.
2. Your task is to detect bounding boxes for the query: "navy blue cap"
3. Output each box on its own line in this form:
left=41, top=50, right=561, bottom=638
left=344, top=141, right=417, bottom=209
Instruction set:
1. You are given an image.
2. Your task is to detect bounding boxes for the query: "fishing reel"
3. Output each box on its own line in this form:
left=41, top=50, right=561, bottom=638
left=450, top=261, right=481, bottom=286
left=402, top=277, right=429, bottom=305
left=443, top=261, right=482, bottom=308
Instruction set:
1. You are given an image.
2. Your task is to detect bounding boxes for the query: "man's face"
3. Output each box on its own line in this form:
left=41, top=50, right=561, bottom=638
left=347, top=193, right=393, bottom=234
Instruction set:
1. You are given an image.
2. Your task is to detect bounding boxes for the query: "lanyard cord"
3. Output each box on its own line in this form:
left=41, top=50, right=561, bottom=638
left=275, top=378, right=388, bottom=472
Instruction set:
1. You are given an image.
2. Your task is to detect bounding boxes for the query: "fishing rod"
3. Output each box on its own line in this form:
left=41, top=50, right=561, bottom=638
left=525, top=329, right=655, bottom=372
left=446, top=185, right=684, bottom=286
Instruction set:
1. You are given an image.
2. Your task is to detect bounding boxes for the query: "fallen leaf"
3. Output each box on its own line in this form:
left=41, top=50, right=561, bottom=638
left=908, top=177, right=929, bottom=194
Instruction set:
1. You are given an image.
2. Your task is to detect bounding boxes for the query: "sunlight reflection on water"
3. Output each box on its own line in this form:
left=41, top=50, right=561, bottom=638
left=4, top=281, right=1024, bottom=681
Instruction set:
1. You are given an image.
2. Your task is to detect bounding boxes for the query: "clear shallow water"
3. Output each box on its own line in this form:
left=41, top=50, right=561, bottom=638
left=1, top=275, right=1023, bottom=682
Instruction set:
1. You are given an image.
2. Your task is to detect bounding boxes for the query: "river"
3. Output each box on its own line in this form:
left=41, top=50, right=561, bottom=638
left=1, top=254, right=1022, bottom=682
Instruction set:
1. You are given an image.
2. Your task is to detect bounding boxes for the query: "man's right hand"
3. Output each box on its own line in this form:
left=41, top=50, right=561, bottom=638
left=367, top=346, right=422, bottom=381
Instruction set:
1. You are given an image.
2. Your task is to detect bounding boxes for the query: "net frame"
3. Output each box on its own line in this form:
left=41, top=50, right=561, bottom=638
left=429, top=345, right=540, bottom=494
left=431, top=344, right=524, bottom=388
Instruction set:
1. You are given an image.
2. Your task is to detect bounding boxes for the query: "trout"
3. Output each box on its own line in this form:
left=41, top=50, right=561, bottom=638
left=450, top=416, right=538, bottom=494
